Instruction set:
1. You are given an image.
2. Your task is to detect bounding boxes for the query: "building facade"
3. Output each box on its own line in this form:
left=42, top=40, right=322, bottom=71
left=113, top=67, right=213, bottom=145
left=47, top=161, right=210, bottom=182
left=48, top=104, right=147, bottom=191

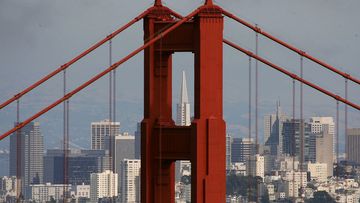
left=90, top=170, right=118, bottom=202
left=120, top=159, right=141, bottom=203
left=91, top=119, right=120, bottom=150
left=9, top=122, right=44, bottom=199
left=347, top=128, right=360, bottom=164
left=231, top=138, right=256, bottom=163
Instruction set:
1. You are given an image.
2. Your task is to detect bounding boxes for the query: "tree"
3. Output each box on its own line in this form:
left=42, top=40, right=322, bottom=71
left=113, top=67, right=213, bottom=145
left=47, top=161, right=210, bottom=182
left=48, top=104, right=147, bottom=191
left=226, top=174, right=262, bottom=202
left=306, top=191, right=336, bottom=203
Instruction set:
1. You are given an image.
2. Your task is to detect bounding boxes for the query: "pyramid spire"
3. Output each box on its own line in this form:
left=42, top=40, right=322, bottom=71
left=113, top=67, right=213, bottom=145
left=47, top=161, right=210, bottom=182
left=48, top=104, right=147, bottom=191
left=180, top=71, right=189, bottom=104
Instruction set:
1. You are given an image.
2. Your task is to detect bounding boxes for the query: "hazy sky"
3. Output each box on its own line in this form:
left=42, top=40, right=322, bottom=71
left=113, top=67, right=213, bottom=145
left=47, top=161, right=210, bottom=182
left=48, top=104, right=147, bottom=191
left=0, top=0, right=359, bottom=149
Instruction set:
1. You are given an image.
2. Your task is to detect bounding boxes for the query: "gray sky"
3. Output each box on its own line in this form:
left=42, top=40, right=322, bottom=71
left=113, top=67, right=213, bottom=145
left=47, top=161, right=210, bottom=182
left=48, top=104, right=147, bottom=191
left=0, top=0, right=359, bottom=149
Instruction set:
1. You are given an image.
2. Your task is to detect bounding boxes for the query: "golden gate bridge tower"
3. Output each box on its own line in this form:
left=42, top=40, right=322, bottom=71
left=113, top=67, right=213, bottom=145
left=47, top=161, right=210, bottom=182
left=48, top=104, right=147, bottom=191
left=141, top=0, right=225, bottom=202
left=1, top=0, right=360, bottom=203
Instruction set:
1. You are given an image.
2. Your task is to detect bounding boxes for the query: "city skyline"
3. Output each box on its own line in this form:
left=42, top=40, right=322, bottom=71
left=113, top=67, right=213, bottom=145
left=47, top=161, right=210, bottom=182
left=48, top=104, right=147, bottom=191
left=0, top=0, right=360, bottom=202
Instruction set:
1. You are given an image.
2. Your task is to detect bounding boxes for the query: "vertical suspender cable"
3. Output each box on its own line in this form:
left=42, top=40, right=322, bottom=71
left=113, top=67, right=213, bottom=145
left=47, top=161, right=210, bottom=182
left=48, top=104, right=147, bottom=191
left=299, top=55, right=304, bottom=197
left=336, top=100, right=339, bottom=177
left=254, top=26, right=260, bottom=203
left=248, top=56, right=252, bottom=201
left=255, top=25, right=259, bottom=154
left=63, top=68, right=69, bottom=202
left=108, top=39, right=113, bottom=172
left=16, top=99, right=22, bottom=201
left=292, top=79, right=296, bottom=202
left=345, top=79, right=348, bottom=161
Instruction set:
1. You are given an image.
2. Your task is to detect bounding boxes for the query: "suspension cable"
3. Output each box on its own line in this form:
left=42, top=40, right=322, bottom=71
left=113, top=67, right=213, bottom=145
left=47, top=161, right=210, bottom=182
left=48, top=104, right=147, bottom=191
left=221, top=9, right=360, bottom=86
left=292, top=78, right=296, bottom=202
left=336, top=100, right=339, bottom=177
left=345, top=79, right=348, bottom=161
left=108, top=39, right=114, bottom=172
left=223, top=39, right=360, bottom=111
left=16, top=98, right=22, bottom=202
left=248, top=56, right=252, bottom=201
left=255, top=25, right=259, bottom=155
left=63, top=67, right=69, bottom=202
left=299, top=55, right=304, bottom=198
left=254, top=25, right=260, bottom=203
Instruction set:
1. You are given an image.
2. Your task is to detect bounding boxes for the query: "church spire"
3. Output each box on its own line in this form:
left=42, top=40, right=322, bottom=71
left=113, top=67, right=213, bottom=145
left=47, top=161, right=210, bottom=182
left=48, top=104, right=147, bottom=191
left=180, top=71, right=189, bottom=104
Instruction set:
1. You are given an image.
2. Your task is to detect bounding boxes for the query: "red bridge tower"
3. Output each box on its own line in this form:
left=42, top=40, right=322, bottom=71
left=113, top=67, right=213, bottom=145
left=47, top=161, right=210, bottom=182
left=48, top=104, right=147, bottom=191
left=141, top=1, right=226, bottom=202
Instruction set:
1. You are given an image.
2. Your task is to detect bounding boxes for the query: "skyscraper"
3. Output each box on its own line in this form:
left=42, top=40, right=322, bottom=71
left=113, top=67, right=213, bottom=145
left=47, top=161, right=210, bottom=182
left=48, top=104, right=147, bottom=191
left=226, top=134, right=232, bottom=170
left=91, top=119, right=120, bottom=150
left=134, top=123, right=141, bottom=159
left=231, top=138, right=256, bottom=163
left=309, top=117, right=335, bottom=162
left=264, top=101, right=288, bottom=157
left=315, top=127, right=333, bottom=177
left=9, top=122, right=44, bottom=199
left=114, top=133, right=135, bottom=193
left=346, top=128, right=360, bottom=164
left=176, top=71, right=191, bottom=126
left=282, top=119, right=315, bottom=163
left=120, top=159, right=141, bottom=203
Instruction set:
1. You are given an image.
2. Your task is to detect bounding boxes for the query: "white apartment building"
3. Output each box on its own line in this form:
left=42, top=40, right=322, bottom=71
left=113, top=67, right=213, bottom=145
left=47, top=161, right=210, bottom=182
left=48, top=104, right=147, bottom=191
left=306, top=162, right=328, bottom=182
left=74, top=183, right=90, bottom=199
left=247, top=154, right=265, bottom=179
left=282, top=171, right=307, bottom=188
left=30, top=183, right=71, bottom=202
left=120, top=159, right=141, bottom=203
left=90, top=170, right=118, bottom=202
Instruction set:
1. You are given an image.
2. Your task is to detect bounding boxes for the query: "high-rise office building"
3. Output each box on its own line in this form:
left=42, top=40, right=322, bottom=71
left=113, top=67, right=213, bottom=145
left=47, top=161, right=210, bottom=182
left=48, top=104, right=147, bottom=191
left=91, top=119, right=120, bottom=150
left=90, top=170, right=118, bottom=202
left=346, top=128, right=360, bottom=164
left=120, top=159, right=141, bottom=203
left=315, top=127, right=333, bottom=177
left=176, top=71, right=191, bottom=126
left=231, top=138, right=256, bottom=163
left=309, top=117, right=335, bottom=162
left=113, top=134, right=135, bottom=193
left=174, top=71, right=192, bottom=201
left=44, top=149, right=111, bottom=185
left=9, top=122, right=44, bottom=199
left=264, top=102, right=288, bottom=157
left=226, top=134, right=232, bottom=170
left=282, top=119, right=316, bottom=163
left=134, top=123, right=141, bottom=159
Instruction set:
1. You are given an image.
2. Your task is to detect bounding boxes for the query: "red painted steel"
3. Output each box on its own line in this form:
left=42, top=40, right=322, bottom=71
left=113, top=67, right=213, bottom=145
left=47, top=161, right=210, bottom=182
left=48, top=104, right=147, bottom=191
left=222, top=9, right=360, bottom=85
left=0, top=8, right=152, bottom=110
left=141, top=4, right=225, bottom=203
left=223, top=39, right=360, bottom=111
left=0, top=8, right=200, bottom=141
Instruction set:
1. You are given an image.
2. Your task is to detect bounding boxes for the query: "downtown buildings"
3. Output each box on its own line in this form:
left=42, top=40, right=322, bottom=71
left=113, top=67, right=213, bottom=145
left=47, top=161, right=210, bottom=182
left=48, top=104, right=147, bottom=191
left=9, top=122, right=44, bottom=199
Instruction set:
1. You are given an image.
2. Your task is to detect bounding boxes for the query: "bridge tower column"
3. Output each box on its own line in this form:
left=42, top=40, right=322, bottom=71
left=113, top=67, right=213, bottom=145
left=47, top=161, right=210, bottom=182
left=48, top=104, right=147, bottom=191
left=141, top=5, right=225, bottom=203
